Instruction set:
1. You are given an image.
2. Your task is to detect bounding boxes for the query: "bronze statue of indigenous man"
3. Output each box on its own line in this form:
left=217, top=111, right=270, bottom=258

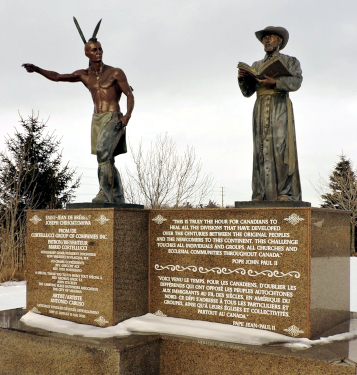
left=238, top=26, right=302, bottom=202
left=23, top=19, right=134, bottom=204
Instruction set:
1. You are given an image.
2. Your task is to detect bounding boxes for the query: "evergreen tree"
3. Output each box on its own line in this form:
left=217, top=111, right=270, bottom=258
left=321, top=154, right=356, bottom=209
left=320, top=154, right=357, bottom=254
left=0, top=113, right=80, bottom=212
left=0, top=113, right=80, bottom=280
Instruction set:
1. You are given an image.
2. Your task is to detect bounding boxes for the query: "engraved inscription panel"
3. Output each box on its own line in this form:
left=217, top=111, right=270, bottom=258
left=149, top=209, right=310, bottom=337
left=26, top=209, right=114, bottom=326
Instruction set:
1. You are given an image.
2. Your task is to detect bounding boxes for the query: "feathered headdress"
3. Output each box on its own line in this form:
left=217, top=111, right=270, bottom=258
left=73, top=17, right=102, bottom=44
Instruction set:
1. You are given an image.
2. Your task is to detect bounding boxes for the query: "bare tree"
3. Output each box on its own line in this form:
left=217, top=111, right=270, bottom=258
left=316, top=154, right=357, bottom=255
left=124, top=133, right=214, bottom=208
left=0, top=154, right=38, bottom=281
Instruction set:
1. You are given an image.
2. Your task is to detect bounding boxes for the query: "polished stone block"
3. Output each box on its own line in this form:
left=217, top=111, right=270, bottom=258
left=235, top=201, right=311, bottom=208
left=1, top=309, right=356, bottom=375
left=26, top=208, right=149, bottom=327
left=160, top=332, right=357, bottom=375
left=0, top=310, right=160, bottom=375
left=66, top=202, right=144, bottom=209
left=149, top=208, right=350, bottom=338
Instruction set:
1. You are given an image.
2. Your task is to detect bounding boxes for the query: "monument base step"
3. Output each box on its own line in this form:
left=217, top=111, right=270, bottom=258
left=1, top=309, right=356, bottom=375
left=234, top=200, right=311, bottom=208
left=66, top=202, right=144, bottom=209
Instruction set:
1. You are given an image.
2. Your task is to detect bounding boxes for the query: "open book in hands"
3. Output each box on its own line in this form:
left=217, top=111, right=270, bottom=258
left=237, top=56, right=292, bottom=79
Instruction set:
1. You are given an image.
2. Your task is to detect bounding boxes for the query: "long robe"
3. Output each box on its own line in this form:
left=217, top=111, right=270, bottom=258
left=238, top=52, right=303, bottom=201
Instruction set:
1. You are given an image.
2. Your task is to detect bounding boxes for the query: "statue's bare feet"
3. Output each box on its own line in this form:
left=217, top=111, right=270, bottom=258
left=92, top=190, right=108, bottom=203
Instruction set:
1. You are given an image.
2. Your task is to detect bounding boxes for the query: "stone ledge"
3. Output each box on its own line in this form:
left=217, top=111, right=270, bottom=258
left=235, top=201, right=312, bottom=208
left=1, top=309, right=356, bottom=375
left=0, top=309, right=160, bottom=375
left=66, top=202, right=144, bottom=209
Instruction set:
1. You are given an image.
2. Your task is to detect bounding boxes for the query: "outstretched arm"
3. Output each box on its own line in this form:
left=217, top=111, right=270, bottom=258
left=22, top=64, right=84, bottom=83
left=115, top=69, right=134, bottom=126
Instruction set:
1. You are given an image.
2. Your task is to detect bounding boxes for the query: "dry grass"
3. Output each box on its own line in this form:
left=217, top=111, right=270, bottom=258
left=0, top=157, right=37, bottom=283
left=0, top=220, right=27, bottom=283
left=0, top=266, right=24, bottom=283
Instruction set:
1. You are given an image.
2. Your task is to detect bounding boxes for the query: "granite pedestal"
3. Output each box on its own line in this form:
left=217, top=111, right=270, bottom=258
left=1, top=309, right=357, bottom=375
left=235, top=201, right=311, bottom=208
left=149, top=207, right=350, bottom=338
left=26, top=208, right=149, bottom=326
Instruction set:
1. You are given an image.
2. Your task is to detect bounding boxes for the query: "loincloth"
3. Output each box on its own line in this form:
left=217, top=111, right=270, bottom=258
left=91, top=111, right=127, bottom=157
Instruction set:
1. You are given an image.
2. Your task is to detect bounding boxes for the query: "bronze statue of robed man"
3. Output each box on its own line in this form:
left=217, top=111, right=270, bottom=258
left=23, top=19, right=134, bottom=204
left=238, top=26, right=302, bottom=202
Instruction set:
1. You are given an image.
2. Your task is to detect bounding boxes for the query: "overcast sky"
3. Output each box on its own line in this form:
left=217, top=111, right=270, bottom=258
left=2, top=0, right=357, bottom=206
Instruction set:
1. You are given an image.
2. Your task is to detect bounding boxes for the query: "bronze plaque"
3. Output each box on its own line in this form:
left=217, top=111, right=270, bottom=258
left=149, top=208, right=310, bottom=337
left=26, top=209, right=114, bottom=326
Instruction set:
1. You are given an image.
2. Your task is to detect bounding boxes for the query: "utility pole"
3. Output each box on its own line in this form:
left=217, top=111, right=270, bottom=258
left=221, top=187, right=224, bottom=208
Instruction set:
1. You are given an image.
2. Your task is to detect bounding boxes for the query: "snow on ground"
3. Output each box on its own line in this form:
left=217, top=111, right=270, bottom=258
left=20, top=310, right=357, bottom=349
left=1, top=258, right=357, bottom=350
left=0, top=282, right=356, bottom=350
left=0, top=281, right=26, bottom=311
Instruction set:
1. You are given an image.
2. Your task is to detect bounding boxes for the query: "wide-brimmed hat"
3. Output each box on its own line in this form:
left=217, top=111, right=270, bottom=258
left=255, top=26, right=289, bottom=50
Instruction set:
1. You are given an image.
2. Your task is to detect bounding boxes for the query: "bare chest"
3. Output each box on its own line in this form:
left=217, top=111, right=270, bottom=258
left=90, top=76, right=115, bottom=91
left=87, top=68, right=120, bottom=95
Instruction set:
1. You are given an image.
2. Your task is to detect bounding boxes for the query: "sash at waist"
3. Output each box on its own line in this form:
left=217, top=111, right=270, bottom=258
left=257, top=88, right=288, bottom=96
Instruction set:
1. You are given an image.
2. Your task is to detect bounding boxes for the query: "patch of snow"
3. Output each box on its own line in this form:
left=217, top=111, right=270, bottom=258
left=1, top=281, right=26, bottom=287
left=0, top=281, right=26, bottom=311
left=21, top=311, right=131, bottom=338
left=20, top=311, right=357, bottom=350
